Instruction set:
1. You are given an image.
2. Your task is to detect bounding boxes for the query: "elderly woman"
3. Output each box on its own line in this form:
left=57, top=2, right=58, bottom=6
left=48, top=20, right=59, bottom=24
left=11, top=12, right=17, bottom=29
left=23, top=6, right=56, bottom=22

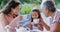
left=0, top=0, right=22, bottom=32
left=40, top=1, right=60, bottom=32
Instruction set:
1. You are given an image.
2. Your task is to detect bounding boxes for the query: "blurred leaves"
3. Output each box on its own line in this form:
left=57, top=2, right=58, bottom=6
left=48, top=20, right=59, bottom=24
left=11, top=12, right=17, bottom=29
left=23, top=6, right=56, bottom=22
left=54, top=0, right=60, bottom=9
left=20, top=5, right=33, bottom=14
left=0, top=0, right=9, bottom=9
left=20, top=0, right=42, bottom=4
left=0, top=0, right=60, bottom=14
left=55, top=0, right=60, bottom=4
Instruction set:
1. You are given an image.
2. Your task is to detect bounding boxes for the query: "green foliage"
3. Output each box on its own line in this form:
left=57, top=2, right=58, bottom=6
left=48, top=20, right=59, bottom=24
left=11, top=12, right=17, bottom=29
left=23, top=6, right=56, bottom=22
left=55, top=0, right=60, bottom=4
left=20, top=0, right=30, bottom=4
left=0, top=0, right=9, bottom=9
left=20, top=5, right=33, bottom=14
left=0, top=0, right=60, bottom=14
left=54, top=0, right=60, bottom=9
left=20, top=0, right=42, bottom=4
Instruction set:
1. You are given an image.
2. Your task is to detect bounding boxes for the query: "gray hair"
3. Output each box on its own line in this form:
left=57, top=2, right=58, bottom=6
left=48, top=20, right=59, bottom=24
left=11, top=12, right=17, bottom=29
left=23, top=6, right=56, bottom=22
left=42, top=1, right=56, bottom=12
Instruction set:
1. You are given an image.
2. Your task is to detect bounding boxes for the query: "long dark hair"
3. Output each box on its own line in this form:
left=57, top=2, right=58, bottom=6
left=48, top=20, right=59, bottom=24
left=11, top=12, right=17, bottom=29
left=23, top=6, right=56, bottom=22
left=2, top=0, right=20, bottom=15
left=31, top=9, right=41, bottom=22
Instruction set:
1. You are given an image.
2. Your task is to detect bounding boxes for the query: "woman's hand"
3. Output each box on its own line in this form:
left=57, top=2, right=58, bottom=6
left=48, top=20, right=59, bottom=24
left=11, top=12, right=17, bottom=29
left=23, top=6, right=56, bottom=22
left=50, top=22, right=60, bottom=32
left=20, top=16, right=23, bottom=20
left=9, top=16, right=23, bottom=28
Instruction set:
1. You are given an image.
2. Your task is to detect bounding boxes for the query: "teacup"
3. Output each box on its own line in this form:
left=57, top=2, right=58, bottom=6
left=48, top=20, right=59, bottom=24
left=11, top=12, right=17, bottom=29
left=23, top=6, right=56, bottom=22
left=33, top=19, right=39, bottom=24
left=16, top=27, right=27, bottom=32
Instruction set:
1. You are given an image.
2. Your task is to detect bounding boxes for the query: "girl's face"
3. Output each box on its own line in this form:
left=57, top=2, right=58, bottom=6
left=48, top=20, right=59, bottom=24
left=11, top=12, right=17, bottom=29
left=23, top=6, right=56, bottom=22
left=32, top=11, right=39, bottom=19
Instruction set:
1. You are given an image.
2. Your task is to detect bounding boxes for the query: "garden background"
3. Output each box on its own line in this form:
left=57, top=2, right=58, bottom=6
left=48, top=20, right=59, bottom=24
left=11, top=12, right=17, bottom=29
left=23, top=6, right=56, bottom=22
left=0, top=0, right=60, bottom=14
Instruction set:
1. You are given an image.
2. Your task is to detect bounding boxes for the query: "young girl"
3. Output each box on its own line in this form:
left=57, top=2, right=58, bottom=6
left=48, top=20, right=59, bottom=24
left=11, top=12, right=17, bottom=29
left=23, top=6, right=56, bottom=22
left=29, top=9, right=43, bottom=31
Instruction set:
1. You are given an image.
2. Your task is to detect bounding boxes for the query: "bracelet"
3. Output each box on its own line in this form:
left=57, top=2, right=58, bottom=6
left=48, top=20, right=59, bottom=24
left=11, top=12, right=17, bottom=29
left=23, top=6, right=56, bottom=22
left=5, top=25, right=11, bottom=29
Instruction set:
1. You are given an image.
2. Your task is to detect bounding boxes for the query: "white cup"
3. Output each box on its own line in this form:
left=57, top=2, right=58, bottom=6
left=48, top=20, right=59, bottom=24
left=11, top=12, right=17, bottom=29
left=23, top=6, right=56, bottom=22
left=21, top=15, right=27, bottom=20
left=33, top=19, right=39, bottom=24
left=16, top=27, right=27, bottom=32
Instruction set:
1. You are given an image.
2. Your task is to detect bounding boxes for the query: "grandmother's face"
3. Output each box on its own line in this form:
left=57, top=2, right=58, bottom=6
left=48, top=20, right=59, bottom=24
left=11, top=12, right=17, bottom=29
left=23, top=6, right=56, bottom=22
left=43, top=7, right=50, bottom=17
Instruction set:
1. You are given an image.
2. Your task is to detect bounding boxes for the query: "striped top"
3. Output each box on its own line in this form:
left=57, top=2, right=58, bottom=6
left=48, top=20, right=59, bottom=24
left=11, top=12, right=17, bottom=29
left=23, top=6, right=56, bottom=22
left=50, top=11, right=60, bottom=31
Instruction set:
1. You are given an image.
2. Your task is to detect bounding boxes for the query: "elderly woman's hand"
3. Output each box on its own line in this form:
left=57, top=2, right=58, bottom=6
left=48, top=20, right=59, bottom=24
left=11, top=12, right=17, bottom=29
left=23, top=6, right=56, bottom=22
left=39, top=19, right=50, bottom=31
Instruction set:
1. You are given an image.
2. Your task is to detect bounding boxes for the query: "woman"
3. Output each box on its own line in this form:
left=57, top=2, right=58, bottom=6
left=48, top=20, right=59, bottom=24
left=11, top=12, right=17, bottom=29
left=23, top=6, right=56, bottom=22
left=40, top=1, right=60, bottom=32
left=0, top=0, right=22, bottom=32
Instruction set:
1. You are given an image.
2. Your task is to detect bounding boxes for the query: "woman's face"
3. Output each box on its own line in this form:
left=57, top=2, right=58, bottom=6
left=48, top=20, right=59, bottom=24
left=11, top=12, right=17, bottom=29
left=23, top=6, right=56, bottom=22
left=11, top=5, right=20, bottom=15
left=32, top=11, right=39, bottom=19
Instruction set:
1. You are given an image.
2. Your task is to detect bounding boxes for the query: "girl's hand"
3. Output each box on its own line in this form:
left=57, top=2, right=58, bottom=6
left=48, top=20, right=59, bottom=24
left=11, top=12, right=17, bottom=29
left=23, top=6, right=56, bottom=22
left=37, top=23, right=44, bottom=31
left=34, top=24, right=38, bottom=27
left=28, top=22, right=32, bottom=30
left=39, top=19, right=45, bottom=26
